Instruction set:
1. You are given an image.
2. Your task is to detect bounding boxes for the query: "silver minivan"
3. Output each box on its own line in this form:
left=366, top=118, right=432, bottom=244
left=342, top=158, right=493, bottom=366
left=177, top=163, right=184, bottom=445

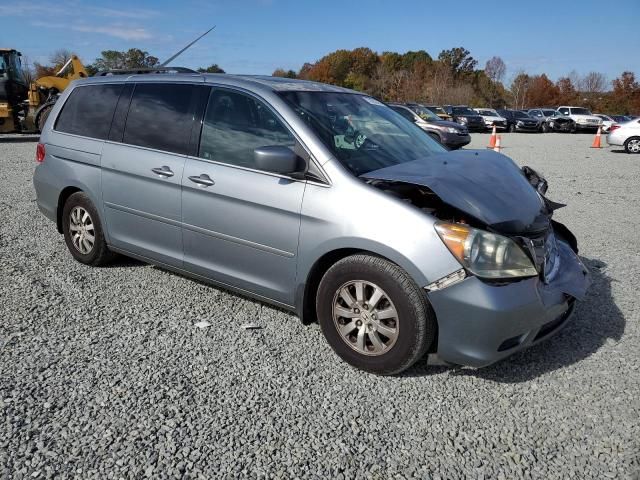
left=33, top=73, right=590, bottom=374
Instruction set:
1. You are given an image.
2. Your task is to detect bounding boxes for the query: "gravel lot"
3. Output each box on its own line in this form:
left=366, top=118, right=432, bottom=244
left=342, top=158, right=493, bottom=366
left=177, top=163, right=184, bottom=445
left=1, top=133, right=639, bottom=479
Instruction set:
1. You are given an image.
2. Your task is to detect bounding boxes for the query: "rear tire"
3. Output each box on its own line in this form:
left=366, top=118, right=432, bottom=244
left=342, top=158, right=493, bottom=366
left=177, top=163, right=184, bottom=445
left=624, top=136, right=640, bottom=154
left=62, top=192, right=114, bottom=266
left=316, top=254, right=436, bottom=375
left=36, top=103, right=54, bottom=132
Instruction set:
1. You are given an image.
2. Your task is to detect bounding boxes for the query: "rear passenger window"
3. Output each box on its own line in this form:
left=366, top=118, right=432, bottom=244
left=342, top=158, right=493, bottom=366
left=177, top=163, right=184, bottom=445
left=199, top=89, right=294, bottom=169
left=123, top=83, right=196, bottom=155
left=55, top=84, right=122, bottom=139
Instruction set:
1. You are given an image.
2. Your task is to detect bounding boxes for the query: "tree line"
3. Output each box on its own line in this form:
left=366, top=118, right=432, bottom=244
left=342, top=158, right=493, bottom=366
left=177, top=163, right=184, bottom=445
left=273, top=47, right=639, bottom=114
left=25, top=47, right=639, bottom=114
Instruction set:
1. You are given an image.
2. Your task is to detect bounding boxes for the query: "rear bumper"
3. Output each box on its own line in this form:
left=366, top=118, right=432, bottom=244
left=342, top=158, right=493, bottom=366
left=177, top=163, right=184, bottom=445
left=427, top=241, right=590, bottom=368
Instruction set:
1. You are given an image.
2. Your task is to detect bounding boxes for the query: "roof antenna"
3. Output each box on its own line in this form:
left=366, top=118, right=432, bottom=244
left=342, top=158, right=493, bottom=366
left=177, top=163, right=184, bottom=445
left=159, top=26, right=216, bottom=67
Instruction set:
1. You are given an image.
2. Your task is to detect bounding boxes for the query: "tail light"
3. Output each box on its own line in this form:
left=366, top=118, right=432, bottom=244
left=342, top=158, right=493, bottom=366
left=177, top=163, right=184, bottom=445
left=36, top=143, right=45, bottom=163
left=609, top=124, right=621, bottom=133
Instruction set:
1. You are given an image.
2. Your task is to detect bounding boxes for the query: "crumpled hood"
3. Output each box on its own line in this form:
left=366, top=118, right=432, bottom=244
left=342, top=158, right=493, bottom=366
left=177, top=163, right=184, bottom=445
left=361, top=150, right=547, bottom=233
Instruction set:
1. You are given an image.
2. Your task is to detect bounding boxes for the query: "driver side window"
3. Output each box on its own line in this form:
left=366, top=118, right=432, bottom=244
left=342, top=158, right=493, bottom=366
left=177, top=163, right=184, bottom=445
left=199, top=89, right=295, bottom=169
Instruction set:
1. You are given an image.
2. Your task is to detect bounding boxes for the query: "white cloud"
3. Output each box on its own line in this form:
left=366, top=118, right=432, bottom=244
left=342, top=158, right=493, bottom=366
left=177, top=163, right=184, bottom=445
left=30, top=20, right=153, bottom=41
left=72, top=24, right=153, bottom=41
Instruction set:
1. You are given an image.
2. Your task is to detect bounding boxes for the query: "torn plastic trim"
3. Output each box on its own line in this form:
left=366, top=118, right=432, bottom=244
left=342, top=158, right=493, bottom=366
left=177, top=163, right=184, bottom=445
left=425, top=268, right=467, bottom=292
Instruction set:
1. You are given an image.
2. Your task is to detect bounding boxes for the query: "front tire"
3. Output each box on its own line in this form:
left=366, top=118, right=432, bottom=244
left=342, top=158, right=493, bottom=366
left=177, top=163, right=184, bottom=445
left=624, top=136, right=640, bottom=154
left=62, top=192, right=113, bottom=266
left=508, top=124, right=516, bottom=133
left=316, top=254, right=436, bottom=375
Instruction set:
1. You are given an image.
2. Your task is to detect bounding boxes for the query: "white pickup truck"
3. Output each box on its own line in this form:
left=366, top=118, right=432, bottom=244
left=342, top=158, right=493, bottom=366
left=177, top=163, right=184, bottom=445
left=557, top=106, right=603, bottom=131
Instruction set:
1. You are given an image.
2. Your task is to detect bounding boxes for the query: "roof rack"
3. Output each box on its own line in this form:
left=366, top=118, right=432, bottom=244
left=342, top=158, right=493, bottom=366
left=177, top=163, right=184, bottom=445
left=93, top=66, right=197, bottom=76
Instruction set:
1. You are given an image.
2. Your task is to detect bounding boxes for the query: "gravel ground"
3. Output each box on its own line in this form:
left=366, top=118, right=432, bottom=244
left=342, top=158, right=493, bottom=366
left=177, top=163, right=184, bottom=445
left=1, top=132, right=639, bottom=479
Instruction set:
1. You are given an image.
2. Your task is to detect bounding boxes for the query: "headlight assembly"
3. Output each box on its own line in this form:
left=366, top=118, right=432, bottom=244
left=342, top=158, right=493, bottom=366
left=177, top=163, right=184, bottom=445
left=434, top=222, right=538, bottom=279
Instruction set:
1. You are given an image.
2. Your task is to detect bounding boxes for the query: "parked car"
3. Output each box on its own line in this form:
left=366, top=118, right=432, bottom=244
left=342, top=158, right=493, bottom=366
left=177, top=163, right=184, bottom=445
left=33, top=74, right=590, bottom=374
left=422, top=105, right=452, bottom=121
left=607, top=118, right=640, bottom=153
left=474, top=108, right=508, bottom=130
left=496, top=109, right=541, bottom=132
left=527, top=108, right=558, bottom=131
left=389, top=103, right=471, bottom=149
left=556, top=106, right=602, bottom=131
left=593, top=114, right=615, bottom=132
left=540, top=111, right=577, bottom=133
left=610, top=115, right=631, bottom=123
left=442, top=105, right=486, bottom=131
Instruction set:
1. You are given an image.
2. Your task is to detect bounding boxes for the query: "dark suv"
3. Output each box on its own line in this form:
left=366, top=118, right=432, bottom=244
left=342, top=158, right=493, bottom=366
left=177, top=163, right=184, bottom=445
left=496, top=109, right=541, bottom=133
left=442, top=105, right=485, bottom=131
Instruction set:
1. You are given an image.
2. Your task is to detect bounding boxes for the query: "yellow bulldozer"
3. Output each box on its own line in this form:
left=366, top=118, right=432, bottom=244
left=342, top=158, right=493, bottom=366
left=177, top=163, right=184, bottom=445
left=0, top=48, right=88, bottom=134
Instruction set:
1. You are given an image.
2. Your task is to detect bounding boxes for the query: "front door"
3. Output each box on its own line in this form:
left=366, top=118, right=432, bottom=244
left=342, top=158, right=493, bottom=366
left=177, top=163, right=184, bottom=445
left=181, top=87, right=306, bottom=305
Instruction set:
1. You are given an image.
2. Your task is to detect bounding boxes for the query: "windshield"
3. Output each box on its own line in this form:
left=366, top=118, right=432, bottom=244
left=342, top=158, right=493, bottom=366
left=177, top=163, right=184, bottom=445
left=411, top=105, right=441, bottom=121
left=277, top=91, right=447, bottom=176
left=542, top=110, right=556, bottom=116
left=514, top=111, right=532, bottom=119
left=452, top=107, right=476, bottom=115
left=571, top=107, right=592, bottom=115
left=477, top=109, right=496, bottom=116
left=426, top=106, right=446, bottom=115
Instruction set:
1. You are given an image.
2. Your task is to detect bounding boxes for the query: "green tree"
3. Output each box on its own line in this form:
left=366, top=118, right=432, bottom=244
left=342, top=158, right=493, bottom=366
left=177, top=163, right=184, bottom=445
left=197, top=64, right=225, bottom=73
left=437, top=47, right=477, bottom=76
left=272, top=68, right=297, bottom=78
left=91, top=48, right=160, bottom=72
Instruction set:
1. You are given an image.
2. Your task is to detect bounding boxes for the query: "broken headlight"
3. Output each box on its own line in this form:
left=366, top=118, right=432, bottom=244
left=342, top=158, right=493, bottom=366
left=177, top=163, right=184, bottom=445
left=435, top=222, right=538, bottom=279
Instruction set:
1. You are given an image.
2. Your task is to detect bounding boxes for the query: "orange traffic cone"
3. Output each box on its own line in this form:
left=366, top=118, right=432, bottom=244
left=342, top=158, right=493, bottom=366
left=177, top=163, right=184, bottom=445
left=487, top=125, right=497, bottom=149
left=493, top=135, right=502, bottom=152
left=590, top=126, right=602, bottom=148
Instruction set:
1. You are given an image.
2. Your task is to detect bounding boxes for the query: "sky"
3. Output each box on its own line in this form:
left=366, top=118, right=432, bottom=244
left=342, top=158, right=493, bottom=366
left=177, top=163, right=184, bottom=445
left=1, top=0, right=639, bottom=83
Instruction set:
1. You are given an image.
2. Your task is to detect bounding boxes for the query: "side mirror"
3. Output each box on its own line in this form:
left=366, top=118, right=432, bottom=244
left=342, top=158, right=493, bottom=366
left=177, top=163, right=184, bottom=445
left=254, top=145, right=306, bottom=176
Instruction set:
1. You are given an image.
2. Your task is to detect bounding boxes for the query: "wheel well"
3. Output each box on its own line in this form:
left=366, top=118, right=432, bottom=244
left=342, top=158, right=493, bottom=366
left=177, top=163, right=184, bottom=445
left=56, top=187, right=82, bottom=233
left=301, top=248, right=365, bottom=325
left=300, top=248, right=439, bottom=352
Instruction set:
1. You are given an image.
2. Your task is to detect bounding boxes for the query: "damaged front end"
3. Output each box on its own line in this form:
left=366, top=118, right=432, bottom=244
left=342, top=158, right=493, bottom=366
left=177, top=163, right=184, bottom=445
left=362, top=150, right=591, bottom=366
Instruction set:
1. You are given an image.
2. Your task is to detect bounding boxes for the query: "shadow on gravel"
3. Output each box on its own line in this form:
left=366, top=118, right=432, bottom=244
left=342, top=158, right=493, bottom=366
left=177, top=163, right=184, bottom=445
left=610, top=149, right=628, bottom=154
left=404, top=257, right=625, bottom=382
left=106, top=256, right=147, bottom=268
left=0, top=136, right=39, bottom=143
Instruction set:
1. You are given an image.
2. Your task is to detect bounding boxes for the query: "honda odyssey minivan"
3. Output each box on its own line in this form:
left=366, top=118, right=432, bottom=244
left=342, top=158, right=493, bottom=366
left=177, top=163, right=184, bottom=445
left=33, top=73, right=590, bottom=375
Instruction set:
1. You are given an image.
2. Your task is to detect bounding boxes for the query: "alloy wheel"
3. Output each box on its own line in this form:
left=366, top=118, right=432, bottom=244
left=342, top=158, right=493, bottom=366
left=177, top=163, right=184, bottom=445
left=69, top=206, right=95, bottom=254
left=628, top=139, right=640, bottom=153
left=332, top=280, right=399, bottom=356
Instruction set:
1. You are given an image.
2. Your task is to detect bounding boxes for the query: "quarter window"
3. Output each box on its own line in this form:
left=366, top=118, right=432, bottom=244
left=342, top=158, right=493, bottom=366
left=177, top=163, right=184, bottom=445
left=199, top=89, right=295, bottom=169
left=55, top=84, right=123, bottom=139
left=123, top=83, right=196, bottom=155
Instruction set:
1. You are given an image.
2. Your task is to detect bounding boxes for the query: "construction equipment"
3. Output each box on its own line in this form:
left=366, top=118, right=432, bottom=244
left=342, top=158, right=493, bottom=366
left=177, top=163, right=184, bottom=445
left=2, top=27, right=214, bottom=134
left=0, top=49, right=87, bottom=134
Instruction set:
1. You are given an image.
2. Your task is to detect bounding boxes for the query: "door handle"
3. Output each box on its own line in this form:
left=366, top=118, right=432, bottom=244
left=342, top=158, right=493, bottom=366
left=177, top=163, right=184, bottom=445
left=188, top=174, right=215, bottom=187
left=151, top=166, right=174, bottom=177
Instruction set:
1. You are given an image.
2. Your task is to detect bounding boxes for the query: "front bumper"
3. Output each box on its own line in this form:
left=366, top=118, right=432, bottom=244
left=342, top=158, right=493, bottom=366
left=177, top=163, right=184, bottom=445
left=427, top=240, right=590, bottom=368
left=440, top=131, right=471, bottom=148
left=575, top=122, right=601, bottom=130
left=515, top=123, right=540, bottom=131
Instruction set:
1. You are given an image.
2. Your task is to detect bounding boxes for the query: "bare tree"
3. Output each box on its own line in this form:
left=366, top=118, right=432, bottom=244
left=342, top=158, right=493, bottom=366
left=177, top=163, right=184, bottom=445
left=581, top=71, right=607, bottom=94
left=49, top=49, right=74, bottom=70
left=510, top=70, right=531, bottom=109
left=485, top=56, right=506, bottom=84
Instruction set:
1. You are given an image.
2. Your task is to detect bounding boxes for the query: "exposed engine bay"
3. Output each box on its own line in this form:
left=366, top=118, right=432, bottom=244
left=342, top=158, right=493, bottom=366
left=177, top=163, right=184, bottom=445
left=362, top=152, right=587, bottom=297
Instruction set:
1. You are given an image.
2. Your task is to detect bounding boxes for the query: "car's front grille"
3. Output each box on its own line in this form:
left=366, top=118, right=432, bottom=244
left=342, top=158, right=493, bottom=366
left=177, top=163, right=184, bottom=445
left=517, top=228, right=560, bottom=282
